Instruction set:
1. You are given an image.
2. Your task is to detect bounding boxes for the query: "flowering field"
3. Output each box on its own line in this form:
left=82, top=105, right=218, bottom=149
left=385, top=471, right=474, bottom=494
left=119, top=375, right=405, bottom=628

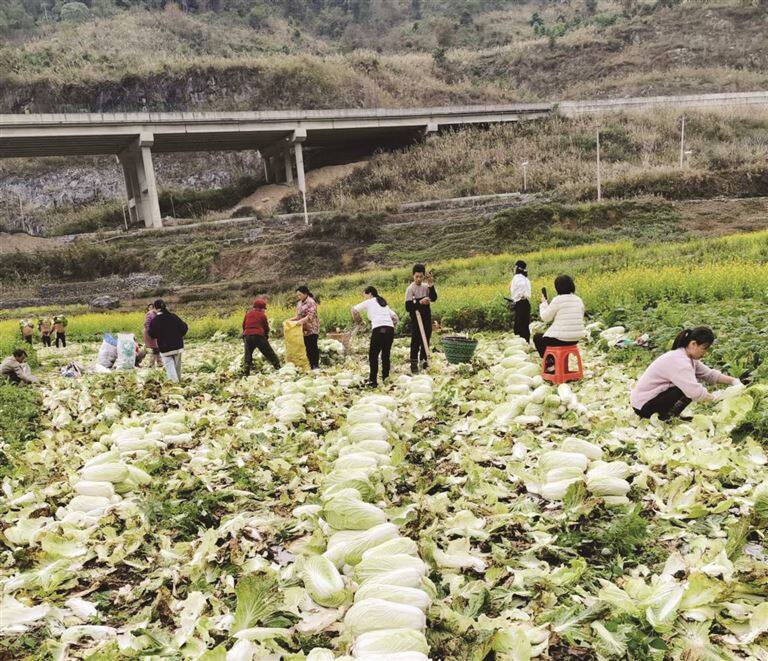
left=2, top=327, right=768, bottom=660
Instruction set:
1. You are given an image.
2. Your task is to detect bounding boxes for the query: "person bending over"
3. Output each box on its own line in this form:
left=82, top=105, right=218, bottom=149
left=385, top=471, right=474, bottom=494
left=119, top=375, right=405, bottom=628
left=242, top=298, right=280, bottom=375
left=352, top=286, right=399, bottom=387
left=631, top=326, right=740, bottom=421
left=533, top=274, right=585, bottom=359
left=1, top=349, right=37, bottom=385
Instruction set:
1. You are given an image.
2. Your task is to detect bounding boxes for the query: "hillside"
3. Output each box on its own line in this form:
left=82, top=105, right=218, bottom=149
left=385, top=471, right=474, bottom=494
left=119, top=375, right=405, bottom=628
left=3, top=1, right=768, bottom=237
left=2, top=2, right=768, bottom=111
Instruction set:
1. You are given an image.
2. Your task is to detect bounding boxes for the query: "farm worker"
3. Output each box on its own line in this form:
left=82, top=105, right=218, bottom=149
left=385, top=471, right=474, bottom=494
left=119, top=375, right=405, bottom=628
left=53, top=314, right=68, bottom=348
left=38, top=318, right=53, bottom=347
left=533, top=274, right=585, bottom=359
left=351, top=286, right=400, bottom=387
left=19, top=319, right=34, bottom=345
left=143, top=303, right=162, bottom=367
left=509, top=259, right=532, bottom=343
left=1, top=349, right=37, bottom=385
left=242, top=298, right=281, bottom=374
left=405, top=264, right=437, bottom=374
left=631, top=326, right=741, bottom=421
left=292, top=285, right=321, bottom=370
left=148, top=299, right=188, bottom=382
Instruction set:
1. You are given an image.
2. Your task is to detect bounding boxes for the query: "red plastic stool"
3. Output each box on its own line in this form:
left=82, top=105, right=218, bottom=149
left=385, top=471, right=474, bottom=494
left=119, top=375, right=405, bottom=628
left=541, top=344, right=583, bottom=384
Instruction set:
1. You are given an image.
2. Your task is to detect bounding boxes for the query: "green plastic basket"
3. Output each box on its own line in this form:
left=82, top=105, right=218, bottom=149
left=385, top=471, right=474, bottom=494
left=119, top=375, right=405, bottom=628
left=441, top=335, right=479, bottom=364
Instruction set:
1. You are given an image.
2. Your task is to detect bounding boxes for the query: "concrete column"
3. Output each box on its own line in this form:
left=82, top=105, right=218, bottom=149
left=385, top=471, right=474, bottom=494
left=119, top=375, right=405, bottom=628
left=291, top=129, right=308, bottom=224
left=294, top=142, right=307, bottom=194
left=267, top=155, right=279, bottom=183
left=284, top=147, right=294, bottom=184
left=118, top=151, right=143, bottom=226
left=138, top=133, right=162, bottom=229
left=259, top=151, right=270, bottom=183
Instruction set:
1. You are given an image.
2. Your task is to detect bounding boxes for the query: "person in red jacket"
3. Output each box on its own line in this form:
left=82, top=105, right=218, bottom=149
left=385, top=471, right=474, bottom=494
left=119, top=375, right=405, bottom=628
left=243, top=298, right=281, bottom=375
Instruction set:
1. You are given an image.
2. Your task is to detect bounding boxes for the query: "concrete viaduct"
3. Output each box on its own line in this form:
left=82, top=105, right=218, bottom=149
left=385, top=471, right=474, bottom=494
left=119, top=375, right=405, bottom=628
left=1, top=91, right=767, bottom=229
left=0, top=104, right=551, bottom=229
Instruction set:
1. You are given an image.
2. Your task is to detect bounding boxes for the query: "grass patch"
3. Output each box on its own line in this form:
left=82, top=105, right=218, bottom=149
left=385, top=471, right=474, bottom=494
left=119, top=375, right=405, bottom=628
left=0, top=384, right=41, bottom=478
left=0, top=244, right=142, bottom=283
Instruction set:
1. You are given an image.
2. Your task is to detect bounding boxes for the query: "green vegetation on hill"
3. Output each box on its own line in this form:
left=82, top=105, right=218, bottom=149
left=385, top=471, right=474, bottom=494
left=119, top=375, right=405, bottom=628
left=284, top=108, right=768, bottom=214
left=4, top=227, right=768, bottom=343
left=2, top=1, right=768, bottom=112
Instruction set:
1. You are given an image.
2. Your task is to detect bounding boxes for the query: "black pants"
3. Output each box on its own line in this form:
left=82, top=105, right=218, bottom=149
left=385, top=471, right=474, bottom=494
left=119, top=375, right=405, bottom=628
left=244, top=334, right=280, bottom=373
left=369, top=326, right=394, bottom=384
left=533, top=333, right=575, bottom=358
left=634, top=386, right=692, bottom=421
left=409, top=310, right=432, bottom=364
left=304, top=334, right=320, bottom=369
left=513, top=299, right=531, bottom=342
left=22, top=335, right=32, bottom=345
left=42, top=334, right=52, bottom=347
left=55, top=332, right=66, bottom=348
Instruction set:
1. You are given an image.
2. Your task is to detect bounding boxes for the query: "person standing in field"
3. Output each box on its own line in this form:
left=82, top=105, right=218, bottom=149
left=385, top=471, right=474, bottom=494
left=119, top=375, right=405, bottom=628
left=509, top=259, right=532, bottom=343
left=292, top=285, right=321, bottom=370
left=53, top=314, right=68, bottom=348
left=148, top=299, right=188, bottom=382
left=533, top=274, right=585, bottom=359
left=405, top=264, right=437, bottom=374
left=143, top=303, right=162, bottom=367
left=352, top=286, right=399, bottom=387
left=1, top=349, right=37, bottom=385
left=19, top=319, right=34, bottom=345
left=38, top=318, right=53, bottom=347
left=242, top=298, right=280, bottom=374
left=631, top=326, right=741, bottom=421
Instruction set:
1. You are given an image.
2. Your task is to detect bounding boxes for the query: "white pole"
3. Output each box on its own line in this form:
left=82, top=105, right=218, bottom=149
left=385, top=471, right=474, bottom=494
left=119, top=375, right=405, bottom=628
left=522, top=161, right=528, bottom=192
left=18, top=193, right=24, bottom=232
left=596, top=127, right=602, bottom=202
left=679, top=115, right=685, bottom=169
left=121, top=202, right=128, bottom=231
left=294, top=141, right=309, bottom=225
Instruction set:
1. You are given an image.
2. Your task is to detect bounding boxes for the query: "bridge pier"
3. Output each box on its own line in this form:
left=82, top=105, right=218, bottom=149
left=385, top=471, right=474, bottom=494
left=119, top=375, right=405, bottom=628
left=118, top=134, right=162, bottom=229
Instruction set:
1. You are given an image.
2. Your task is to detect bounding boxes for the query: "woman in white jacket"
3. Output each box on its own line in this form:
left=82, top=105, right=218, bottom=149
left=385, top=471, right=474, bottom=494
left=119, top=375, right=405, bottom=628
left=533, top=274, right=585, bottom=358
left=509, top=259, right=532, bottom=343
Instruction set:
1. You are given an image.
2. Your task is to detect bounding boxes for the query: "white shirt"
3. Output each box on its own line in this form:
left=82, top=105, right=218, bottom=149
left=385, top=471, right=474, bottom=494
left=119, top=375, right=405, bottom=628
left=354, top=298, right=398, bottom=329
left=510, top=274, right=531, bottom=302
left=540, top=294, right=585, bottom=342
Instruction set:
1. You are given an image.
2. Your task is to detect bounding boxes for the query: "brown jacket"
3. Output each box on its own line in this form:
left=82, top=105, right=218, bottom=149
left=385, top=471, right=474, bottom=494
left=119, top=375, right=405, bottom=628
left=0, top=357, right=37, bottom=385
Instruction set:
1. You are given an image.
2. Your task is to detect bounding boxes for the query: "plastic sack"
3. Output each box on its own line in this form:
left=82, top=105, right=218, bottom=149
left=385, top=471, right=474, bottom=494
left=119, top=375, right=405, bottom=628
left=115, top=333, right=136, bottom=370
left=96, top=338, right=118, bottom=369
left=283, top=320, right=310, bottom=371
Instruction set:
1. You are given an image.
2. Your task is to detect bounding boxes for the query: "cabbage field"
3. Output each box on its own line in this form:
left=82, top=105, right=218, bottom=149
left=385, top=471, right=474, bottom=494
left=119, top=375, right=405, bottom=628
left=2, top=327, right=768, bottom=661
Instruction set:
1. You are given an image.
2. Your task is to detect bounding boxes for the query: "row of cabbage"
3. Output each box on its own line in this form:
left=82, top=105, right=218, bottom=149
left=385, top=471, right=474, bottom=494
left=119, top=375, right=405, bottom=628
left=287, top=374, right=438, bottom=660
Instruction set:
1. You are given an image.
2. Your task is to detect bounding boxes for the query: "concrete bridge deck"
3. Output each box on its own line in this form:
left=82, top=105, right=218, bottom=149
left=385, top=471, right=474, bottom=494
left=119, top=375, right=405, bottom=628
left=1, top=91, right=767, bottom=230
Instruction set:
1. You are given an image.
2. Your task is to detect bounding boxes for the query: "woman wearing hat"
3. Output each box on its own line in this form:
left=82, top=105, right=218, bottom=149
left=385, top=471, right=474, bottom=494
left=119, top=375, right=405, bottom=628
left=510, top=260, right=532, bottom=343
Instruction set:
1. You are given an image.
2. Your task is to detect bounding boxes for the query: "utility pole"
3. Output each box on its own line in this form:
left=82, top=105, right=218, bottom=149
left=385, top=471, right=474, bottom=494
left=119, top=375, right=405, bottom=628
left=522, top=161, right=529, bottom=192
left=18, top=194, right=25, bottom=233
left=679, top=115, right=685, bottom=169
left=596, top=127, right=602, bottom=202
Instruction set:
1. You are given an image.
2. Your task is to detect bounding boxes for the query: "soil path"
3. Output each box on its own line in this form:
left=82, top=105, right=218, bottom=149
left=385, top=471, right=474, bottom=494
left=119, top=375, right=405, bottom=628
left=0, top=232, right=64, bottom=254
left=225, top=161, right=369, bottom=216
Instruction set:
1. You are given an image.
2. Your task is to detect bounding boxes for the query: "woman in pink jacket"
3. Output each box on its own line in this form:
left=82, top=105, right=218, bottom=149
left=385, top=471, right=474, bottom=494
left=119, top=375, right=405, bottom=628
left=630, top=326, right=740, bottom=420
left=143, top=303, right=162, bottom=367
